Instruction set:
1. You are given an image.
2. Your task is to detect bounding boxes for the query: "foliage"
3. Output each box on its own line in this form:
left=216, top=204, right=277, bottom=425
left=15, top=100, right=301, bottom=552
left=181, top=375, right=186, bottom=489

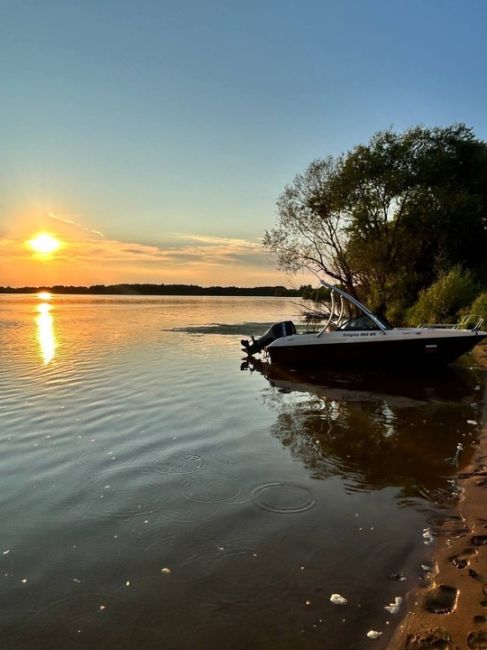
left=406, top=267, right=478, bottom=325
left=469, top=291, right=487, bottom=324
left=265, top=124, right=487, bottom=320
left=264, top=156, right=358, bottom=294
left=299, top=284, right=331, bottom=301
left=0, top=284, right=302, bottom=297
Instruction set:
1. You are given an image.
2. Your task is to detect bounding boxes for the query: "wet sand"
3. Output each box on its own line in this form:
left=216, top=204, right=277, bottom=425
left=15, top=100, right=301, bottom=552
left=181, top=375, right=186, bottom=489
left=388, top=343, right=487, bottom=650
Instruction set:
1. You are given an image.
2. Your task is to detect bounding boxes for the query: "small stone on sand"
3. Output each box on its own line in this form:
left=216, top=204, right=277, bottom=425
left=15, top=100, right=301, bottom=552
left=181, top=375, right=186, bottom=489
left=330, top=593, right=348, bottom=605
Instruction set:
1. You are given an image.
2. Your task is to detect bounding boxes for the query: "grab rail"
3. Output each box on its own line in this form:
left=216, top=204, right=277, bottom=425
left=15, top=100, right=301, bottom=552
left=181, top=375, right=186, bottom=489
left=419, top=315, right=484, bottom=331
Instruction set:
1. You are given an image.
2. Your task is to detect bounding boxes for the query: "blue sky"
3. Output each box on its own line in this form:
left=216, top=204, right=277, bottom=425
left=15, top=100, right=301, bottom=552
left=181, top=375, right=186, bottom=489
left=2, top=0, right=487, bottom=285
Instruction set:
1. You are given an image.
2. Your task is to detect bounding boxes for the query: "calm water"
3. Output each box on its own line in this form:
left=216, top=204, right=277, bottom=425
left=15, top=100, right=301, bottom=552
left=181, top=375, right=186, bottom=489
left=0, top=295, right=486, bottom=649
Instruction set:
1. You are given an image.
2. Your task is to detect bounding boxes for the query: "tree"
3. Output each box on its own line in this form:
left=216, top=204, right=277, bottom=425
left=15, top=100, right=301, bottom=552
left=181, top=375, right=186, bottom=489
left=264, top=156, right=358, bottom=296
left=264, top=124, right=487, bottom=319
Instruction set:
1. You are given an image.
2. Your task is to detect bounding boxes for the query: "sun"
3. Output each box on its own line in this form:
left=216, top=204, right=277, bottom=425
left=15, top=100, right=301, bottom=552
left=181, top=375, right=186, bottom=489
left=27, top=233, right=62, bottom=254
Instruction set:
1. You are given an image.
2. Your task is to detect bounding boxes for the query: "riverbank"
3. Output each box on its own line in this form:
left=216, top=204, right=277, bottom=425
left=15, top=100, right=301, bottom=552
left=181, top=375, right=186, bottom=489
left=387, top=343, right=487, bottom=650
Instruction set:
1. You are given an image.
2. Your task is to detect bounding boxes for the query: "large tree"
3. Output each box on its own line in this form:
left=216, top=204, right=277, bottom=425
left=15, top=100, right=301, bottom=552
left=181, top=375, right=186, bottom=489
left=264, top=124, right=487, bottom=317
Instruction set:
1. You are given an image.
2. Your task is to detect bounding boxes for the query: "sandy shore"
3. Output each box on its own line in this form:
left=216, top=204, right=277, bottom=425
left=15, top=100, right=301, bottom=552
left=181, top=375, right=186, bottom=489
left=387, top=343, right=487, bottom=650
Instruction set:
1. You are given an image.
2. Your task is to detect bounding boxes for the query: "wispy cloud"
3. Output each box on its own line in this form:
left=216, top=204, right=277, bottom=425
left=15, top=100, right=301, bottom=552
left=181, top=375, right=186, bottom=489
left=47, top=213, right=104, bottom=238
left=0, top=217, right=297, bottom=286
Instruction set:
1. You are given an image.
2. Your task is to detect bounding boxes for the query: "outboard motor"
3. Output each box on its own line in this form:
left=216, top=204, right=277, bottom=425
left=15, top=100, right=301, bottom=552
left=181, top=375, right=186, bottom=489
left=241, top=321, right=296, bottom=356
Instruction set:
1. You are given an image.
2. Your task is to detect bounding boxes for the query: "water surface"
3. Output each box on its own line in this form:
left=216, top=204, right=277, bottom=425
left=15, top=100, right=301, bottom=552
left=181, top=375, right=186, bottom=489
left=0, top=295, right=485, bottom=649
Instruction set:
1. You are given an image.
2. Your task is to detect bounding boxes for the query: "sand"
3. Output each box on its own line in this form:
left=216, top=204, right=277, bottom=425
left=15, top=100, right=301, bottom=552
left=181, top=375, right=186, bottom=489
left=387, top=343, right=487, bottom=650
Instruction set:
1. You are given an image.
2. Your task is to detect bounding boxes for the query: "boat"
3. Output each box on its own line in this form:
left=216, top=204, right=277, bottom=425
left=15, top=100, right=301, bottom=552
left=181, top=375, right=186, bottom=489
left=240, top=281, right=487, bottom=368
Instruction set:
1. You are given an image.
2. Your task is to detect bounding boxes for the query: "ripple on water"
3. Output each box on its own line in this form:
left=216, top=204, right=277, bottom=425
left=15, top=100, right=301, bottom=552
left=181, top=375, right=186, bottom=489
left=179, top=538, right=295, bottom=602
left=251, top=482, right=317, bottom=514
left=84, top=466, right=172, bottom=521
left=182, top=476, right=248, bottom=504
left=140, top=451, right=205, bottom=475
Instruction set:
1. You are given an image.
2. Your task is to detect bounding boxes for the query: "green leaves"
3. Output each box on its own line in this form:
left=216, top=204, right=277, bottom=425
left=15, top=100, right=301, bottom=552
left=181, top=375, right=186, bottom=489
left=407, top=267, right=479, bottom=325
left=265, top=124, right=487, bottom=322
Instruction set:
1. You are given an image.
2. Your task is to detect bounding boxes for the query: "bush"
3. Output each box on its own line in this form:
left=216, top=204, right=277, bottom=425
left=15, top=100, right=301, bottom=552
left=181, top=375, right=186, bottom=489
left=469, top=291, right=487, bottom=324
left=407, top=267, right=478, bottom=325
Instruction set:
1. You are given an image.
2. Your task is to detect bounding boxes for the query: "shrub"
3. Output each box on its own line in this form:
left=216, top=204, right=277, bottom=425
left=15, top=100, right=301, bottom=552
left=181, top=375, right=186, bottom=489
left=469, top=291, right=487, bottom=325
left=407, top=267, right=478, bottom=325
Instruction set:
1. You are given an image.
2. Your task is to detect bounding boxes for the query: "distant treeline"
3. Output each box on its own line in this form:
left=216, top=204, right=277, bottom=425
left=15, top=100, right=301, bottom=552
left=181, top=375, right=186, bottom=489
left=0, top=283, right=304, bottom=297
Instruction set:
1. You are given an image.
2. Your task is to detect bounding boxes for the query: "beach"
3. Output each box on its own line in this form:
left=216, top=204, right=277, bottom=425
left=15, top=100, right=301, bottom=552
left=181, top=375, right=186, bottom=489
left=388, top=343, right=487, bottom=650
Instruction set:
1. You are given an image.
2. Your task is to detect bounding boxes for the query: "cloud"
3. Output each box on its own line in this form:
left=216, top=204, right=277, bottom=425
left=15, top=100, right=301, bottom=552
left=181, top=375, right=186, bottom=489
left=0, top=216, right=300, bottom=287
left=47, top=213, right=104, bottom=238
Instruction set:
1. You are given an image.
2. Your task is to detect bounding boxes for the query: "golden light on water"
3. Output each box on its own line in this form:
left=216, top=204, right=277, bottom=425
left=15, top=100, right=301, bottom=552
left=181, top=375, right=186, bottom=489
left=37, top=302, right=52, bottom=315
left=27, top=233, right=62, bottom=255
left=36, top=301, right=56, bottom=364
left=38, top=291, right=52, bottom=301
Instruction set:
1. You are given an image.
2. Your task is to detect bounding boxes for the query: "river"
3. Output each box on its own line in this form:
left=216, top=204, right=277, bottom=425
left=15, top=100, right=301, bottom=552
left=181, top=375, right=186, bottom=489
left=0, top=294, right=485, bottom=649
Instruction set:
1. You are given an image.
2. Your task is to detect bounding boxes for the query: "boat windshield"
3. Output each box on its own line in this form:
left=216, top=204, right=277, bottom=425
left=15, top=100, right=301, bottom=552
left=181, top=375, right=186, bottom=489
left=338, top=315, right=393, bottom=331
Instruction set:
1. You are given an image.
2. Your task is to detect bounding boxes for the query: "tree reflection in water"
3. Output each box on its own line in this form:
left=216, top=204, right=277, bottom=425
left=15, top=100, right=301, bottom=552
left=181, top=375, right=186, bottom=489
left=242, top=359, right=485, bottom=506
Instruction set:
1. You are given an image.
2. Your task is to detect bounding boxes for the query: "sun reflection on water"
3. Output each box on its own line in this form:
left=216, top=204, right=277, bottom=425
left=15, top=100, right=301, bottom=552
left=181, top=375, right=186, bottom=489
left=36, top=300, right=56, bottom=364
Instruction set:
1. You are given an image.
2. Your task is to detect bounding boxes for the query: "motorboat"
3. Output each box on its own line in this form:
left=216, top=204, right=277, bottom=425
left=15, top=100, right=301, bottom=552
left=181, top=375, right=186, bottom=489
left=241, top=281, right=487, bottom=368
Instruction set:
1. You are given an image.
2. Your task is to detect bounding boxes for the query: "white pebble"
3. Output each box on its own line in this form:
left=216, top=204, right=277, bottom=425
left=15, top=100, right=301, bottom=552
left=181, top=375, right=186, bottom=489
left=384, top=596, right=403, bottom=614
left=422, top=528, right=434, bottom=545
left=467, top=420, right=478, bottom=425
left=330, top=593, right=348, bottom=605
left=161, top=567, right=171, bottom=574
left=367, top=630, right=382, bottom=639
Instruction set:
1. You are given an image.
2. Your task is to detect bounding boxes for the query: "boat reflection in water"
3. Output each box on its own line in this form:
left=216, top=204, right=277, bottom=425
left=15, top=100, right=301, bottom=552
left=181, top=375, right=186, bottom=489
left=242, top=357, right=485, bottom=506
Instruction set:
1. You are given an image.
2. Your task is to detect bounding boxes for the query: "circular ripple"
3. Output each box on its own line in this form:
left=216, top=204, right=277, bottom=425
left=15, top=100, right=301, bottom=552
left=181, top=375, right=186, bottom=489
left=182, top=477, right=245, bottom=504
left=180, top=539, right=294, bottom=597
left=251, top=482, right=316, bottom=514
left=141, top=452, right=205, bottom=475
left=84, top=466, right=171, bottom=520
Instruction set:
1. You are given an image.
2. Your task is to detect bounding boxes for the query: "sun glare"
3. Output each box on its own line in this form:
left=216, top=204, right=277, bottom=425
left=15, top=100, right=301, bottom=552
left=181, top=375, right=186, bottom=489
left=36, top=302, right=56, bottom=364
left=28, top=233, right=61, bottom=254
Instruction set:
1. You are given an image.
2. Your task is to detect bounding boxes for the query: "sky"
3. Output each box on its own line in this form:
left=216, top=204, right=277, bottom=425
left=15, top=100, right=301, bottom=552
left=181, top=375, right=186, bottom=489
left=2, top=0, right=487, bottom=287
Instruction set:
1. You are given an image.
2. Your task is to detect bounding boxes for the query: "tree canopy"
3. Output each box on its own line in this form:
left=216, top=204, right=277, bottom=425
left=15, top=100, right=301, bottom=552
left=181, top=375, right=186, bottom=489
left=264, top=124, right=487, bottom=321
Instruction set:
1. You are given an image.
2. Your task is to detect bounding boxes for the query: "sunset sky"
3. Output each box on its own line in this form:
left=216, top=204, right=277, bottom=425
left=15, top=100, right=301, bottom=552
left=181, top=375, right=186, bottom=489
left=2, top=0, right=487, bottom=287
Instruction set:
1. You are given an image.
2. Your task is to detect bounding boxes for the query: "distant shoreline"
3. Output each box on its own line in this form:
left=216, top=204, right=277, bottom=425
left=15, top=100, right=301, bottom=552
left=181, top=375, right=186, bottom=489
left=0, top=283, right=302, bottom=297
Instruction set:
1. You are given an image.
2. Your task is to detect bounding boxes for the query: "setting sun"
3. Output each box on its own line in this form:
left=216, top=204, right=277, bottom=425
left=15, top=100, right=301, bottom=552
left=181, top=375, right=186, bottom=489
left=27, top=233, right=61, bottom=254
